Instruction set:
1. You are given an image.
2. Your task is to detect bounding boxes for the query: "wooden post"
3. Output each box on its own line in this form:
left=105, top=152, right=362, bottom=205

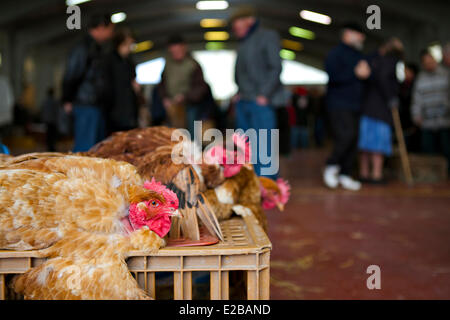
left=146, top=272, right=156, bottom=299
left=174, top=272, right=183, bottom=300
left=183, top=271, right=192, bottom=300
left=247, top=270, right=258, bottom=300
left=259, top=268, right=270, bottom=300
left=221, top=271, right=229, bottom=300
left=174, top=271, right=192, bottom=300
left=210, top=271, right=220, bottom=300
left=0, top=274, right=5, bottom=300
left=210, top=271, right=229, bottom=300
left=392, top=107, right=414, bottom=185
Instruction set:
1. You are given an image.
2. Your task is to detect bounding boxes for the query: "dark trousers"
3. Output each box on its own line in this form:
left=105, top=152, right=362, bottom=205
left=421, top=128, right=450, bottom=173
left=235, top=100, right=278, bottom=179
left=72, top=105, right=106, bottom=152
left=45, top=123, right=58, bottom=152
left=275, top=107, right=291, bottom=156
left=326, top=109, right=360, bottom=175
left=186, top=105, right=203, bottom=142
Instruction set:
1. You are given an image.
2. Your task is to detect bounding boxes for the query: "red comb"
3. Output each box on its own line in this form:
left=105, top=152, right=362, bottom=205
left=276, top=178, right=291, bottom=205
left=232, top=132, right=251, bottom=163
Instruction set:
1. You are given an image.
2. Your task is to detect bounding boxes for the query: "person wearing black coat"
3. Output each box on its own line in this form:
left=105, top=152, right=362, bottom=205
left=358, top=38, right=404, bottom=183
left=62, top=13, right=114, bottom=152
left=105, top=27, right=140, bottom=134
left=323, top=23, right=371, bottom=191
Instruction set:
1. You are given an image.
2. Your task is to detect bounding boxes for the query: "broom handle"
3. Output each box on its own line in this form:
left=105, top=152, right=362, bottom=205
left=391, top=107, right=414, bottom=185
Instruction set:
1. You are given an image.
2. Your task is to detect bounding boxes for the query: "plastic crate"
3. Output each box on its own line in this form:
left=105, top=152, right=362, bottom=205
left=0, top=215, right=271, bottom=300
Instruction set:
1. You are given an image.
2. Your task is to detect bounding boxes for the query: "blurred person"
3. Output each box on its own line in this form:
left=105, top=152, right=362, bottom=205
left=150, top=84, right=167, bottom=126
left=0, top=75, right=13, bottom=154
left=411, top=50, right=450, bottom=172
left=309, top=87, right=327, bottom=147
left=0, top=74, right=14, bottom=135
left=13, top=82, right=35, bottom=132
left=444, top=43, right=450, bottom=106
left=62, top=13, right=114, bottom=152
left=399, top=63, right=420, bottom=152
left=231, top=7, right=284, bottom=178
left=105, top=27, right=140, bottom=133
left=40, top=88, right=60, bottom=151
left=158, top=35, right=208, bottom=139
left=276, top=89, right=293, bottom=156
left=323, top=23, right=370, bottom=191
left=443, top=43, right=450, bottom=69
left=358, top=38, right=404, bottom=184
left=0, top=143, right=9, bottom=154
left=291, top=87, right=310, bottom=150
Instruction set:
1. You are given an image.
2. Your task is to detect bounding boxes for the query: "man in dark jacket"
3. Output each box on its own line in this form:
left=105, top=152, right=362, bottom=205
left=62, top=13, right=114, bottom=152
left=41, top=88, right=59, bottom=151
left=323, top=23, right=370, bottom=191
left=231, top=7, right=284, bottom=179
left=105, top=27, right=140, bottom=133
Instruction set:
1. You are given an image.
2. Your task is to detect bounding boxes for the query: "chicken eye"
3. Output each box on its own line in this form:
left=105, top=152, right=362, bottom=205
left=150, top=200, right=159, bottom=207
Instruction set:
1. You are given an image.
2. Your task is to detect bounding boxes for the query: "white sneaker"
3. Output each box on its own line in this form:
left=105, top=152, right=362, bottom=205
left=323, top=165, right=340, bottom=189
left=338, top=175, right=361, bottom=191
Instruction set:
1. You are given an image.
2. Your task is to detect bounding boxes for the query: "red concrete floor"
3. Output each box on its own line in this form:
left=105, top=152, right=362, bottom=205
left=268, top=149, right=450, bottom=299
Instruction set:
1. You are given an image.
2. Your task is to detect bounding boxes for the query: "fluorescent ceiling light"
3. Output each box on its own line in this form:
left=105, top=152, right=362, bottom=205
left=66, top=0, right=90, bottom=5
left=204, top=31, right=229, bottom=41
left=280, top=49, right=296, bottom=60
left=200, top=18, right=227, bottom=28
left=196, top=1, right=229, bottom=10
left=205, top=42, right=226, bottom=50
left=111, top=12, right=127, bottom=24
left=289, top=26, right=315, bottom=40
left=282, top=39, right=303, bottom=51
left=133, top=40, right=154, bottom=53
left=299, top=10, right=332, bottom=25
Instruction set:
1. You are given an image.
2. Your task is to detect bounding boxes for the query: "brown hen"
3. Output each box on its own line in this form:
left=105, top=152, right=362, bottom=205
left=86, top=127, right=224, bottom=240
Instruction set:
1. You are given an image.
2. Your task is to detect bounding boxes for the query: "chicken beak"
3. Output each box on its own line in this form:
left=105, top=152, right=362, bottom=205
left=170, top=209, right=182, bottom=218
left=243, top=163, right=253, bottom=170
left=276, top=203, right=285, bottom=212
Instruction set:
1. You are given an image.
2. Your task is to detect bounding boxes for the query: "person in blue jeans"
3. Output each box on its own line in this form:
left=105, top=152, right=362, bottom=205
left=230, top=7, right=284, bottom=179
left=0, top=143, right=9, bottom=155
left=62, top=14, right=114, bottom=152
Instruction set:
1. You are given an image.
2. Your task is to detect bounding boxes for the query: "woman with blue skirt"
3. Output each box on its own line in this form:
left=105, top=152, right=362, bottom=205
left=359, top=38, right=404, bottom=183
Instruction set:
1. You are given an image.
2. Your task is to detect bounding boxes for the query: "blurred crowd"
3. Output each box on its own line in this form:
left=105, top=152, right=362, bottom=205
left=0, top=9, right=449, bottom=184
left=323, top=24, right=449, bottom=190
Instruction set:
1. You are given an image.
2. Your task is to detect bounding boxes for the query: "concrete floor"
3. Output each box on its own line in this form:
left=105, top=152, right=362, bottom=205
left=268, top=149, right=450, bottom=299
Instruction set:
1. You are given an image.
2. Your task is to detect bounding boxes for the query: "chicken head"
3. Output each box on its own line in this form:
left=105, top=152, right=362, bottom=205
left=126, top=178, right=180, bottom=238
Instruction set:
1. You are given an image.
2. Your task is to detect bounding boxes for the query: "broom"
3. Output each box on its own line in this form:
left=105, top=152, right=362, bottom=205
left=391, top=106, right=414, bottom=185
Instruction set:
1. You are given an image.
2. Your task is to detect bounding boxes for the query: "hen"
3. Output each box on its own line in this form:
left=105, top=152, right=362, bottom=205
left=0, top=155, right=180, bottom=299
left=86, top=126, right=224, bottom=241
left=204, top=134, right=290, bottom=232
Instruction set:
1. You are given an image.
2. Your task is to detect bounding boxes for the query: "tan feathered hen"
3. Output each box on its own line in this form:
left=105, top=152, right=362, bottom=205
left=86, top=127, right=224, bottom=241
left=204, top=134, right=290, bottom=232
left=0, top=153, right=11, bottom=164
left=0, top=155, right=180, bottom=299
left=205, top=165, right=268, bottom=228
